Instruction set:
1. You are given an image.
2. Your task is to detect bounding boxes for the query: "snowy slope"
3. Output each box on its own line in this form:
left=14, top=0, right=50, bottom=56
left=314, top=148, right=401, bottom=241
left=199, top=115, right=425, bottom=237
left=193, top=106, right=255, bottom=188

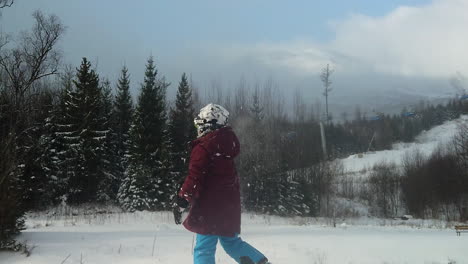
left=1, top=211, right=467, bottom=264
left=341, top=115, right=468, bottom=175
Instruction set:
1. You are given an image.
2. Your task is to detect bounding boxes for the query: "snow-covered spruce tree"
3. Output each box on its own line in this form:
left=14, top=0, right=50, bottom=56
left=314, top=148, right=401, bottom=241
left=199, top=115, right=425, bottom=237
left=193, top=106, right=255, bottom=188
left=261, top=121, right=308, bottom=215
left=37, top=93, right=67, bottom=206
left=168, top=73, right=196, bottom=201
left=21, top=89, right=58, bottom=210
left=113, top=66, right=133, bottom=194
left=296, top=170, right=319, bottom=217
left=258, top=156, right=307, bottom=217
left=119, top=57, right=170, bottom=211
left=96, top=79, right=119, bottom=203
left=276, top=167, right=309, bottom=216
left=240, top=88, right=268, bottom=213
left=64, top=58, right=110, bottom=204
left=49, top=74, right=81, bottom=204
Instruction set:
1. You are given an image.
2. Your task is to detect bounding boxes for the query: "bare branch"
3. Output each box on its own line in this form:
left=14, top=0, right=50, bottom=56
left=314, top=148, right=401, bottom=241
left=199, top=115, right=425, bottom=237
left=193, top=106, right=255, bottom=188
left=0, top=133, right=15, bottom=186
left=0, top=11, right=65, bottom=188
left=320, top=64, right=334, bottom=93
left=320, top=63, right=334, bottom=123
left=0, top=10, right=65, bottom=103
left=0, top=0, right=14, bottom=9
left=60, top=254, right=72, bottom=264
left=0, top=33, right=9, bottom=50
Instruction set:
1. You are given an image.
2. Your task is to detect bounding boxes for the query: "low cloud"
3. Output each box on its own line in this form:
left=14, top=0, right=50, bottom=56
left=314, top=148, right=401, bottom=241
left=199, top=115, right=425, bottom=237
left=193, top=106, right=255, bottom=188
left=332, top=0, right=468, bottom=77
left=219, top=0, right=468, bottom=79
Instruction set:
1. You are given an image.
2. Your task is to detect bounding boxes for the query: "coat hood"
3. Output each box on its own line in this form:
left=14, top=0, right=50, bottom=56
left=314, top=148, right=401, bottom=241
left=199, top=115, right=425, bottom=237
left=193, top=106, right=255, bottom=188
left=192, top=126, right=240, bottom=159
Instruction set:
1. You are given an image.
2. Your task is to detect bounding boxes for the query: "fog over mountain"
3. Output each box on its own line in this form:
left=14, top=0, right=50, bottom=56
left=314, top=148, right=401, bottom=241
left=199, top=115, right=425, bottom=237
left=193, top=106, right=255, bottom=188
left=2, top=0, right=466, bottom=116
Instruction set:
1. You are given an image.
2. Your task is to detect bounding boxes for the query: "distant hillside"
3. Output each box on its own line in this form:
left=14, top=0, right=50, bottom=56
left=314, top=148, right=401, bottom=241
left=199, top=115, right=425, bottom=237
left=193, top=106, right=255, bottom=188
left=340, top=115, right=468, bottom=175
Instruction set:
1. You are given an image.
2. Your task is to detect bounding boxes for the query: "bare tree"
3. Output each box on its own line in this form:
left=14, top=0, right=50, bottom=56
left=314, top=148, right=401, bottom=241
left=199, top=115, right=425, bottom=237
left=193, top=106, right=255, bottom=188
left=0, top=11, right=64, bottom=163
left=261, top=76, right=277, bottom=119
left=368, top=162, right=401, bottom=218
left=250, top=83, right=263, bottom=121
left=452, top=123, right=468, bottom=221
left=0, top=8, right=65, bottom=172
left=0, top=11, right=65, bottom=108
left=0, top=11, right=64, bottom=244
left=189, top=74, right=202, bottom=111
left=274, top=88, right=286, bottom=120
left=456, top=122, right=468, bottom=160
left=233, top=76, right=249, bottom=118
left=293, top=88, right=306, bottom=123
left=308, top=160, right=341, bottom=219
left=207, top=78, right=223, bottom=105
left=0, top=0, right=13, bottom=9
left=223, top=87, right=232, bottom=113
left=320, top=64, right=334, bottom=124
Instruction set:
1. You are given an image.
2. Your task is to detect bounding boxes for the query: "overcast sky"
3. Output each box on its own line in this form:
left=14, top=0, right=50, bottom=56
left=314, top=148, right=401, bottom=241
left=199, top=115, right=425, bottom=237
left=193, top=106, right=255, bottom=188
left=1, top=0, right=466, bottom=111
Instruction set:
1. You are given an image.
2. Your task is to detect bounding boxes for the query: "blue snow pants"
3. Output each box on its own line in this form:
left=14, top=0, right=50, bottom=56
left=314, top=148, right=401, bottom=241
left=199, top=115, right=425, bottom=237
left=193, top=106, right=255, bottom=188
left=193, top=233, right=265, bottom=264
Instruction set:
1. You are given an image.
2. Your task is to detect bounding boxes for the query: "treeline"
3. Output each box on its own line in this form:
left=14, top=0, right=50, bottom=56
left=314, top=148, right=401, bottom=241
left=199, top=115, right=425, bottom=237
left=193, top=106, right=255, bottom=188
left=326, top=100, right=467, bottom=157
left=226, top=84, right=467, bottom=219
left=1, top=55, right=197, bottom=249
left=0, top=11, right=198, bottom=248
left=26, top=57, right=195, bottom=211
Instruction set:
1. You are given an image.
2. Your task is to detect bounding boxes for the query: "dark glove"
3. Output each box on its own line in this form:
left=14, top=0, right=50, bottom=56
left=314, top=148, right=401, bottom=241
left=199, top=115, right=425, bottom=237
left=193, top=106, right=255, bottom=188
left=172, top=196, right=189, bottom=225
left=176, top=196, right=190, bottom=209
left=173, top=205, right=182, bottom=225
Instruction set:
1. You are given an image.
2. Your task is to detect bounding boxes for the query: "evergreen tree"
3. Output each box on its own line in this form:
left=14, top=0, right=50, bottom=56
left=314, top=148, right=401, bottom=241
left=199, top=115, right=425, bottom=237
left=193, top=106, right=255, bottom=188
left=241, top=90, right=270, bottom=213
left=96, top=79, right=119, bottom=203
left=274, top=166, right=308, bottom=216
left=119, top=57, right=170, bottom=211
left=113, top=66, right=133, bottom=204
left=61, top=58, right=109, bottom=204
left=37, top=97, right=65, bottom=206
left=250, top=88, right=264, bottom=122
left=114, top=66, right=133, bottom=166
left=168, top=73, right=197, bottom=199
left=55, top=77, right=80, bottom=204
left=257, top=157, right=307, bottom=216
left=23, top=90, right=58, bottom=209
left=21, top=73, right=76, bottom=210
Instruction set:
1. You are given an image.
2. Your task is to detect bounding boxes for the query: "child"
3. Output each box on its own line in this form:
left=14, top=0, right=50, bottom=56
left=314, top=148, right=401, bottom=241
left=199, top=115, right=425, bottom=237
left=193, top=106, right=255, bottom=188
left=176, top=104, right=270, bottom=264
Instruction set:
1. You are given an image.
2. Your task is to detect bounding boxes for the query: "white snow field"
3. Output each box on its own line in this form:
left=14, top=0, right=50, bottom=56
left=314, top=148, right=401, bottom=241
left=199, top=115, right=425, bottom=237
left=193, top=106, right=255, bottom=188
left=1, top=211, right=467, bottom=264
left=341, top=115, right=468, bottom=175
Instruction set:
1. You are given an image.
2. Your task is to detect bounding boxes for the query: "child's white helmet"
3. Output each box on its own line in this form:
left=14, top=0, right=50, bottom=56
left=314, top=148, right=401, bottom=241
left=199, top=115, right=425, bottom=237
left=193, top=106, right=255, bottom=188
left=194, top=103, right=229, bottom=136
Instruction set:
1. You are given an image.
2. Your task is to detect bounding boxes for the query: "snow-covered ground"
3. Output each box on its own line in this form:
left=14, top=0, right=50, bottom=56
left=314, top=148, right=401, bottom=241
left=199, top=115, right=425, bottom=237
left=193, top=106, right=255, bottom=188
left=3, top=117, right=468, bottom=264
left=1, top=211, right=467, bottom=264
left=341, top=115, right=468, bottom=175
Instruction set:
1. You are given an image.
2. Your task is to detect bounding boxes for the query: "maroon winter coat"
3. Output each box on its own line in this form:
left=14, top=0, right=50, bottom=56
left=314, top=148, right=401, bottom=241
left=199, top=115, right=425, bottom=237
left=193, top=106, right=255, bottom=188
left=179, top=126, right=241, bottom=237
